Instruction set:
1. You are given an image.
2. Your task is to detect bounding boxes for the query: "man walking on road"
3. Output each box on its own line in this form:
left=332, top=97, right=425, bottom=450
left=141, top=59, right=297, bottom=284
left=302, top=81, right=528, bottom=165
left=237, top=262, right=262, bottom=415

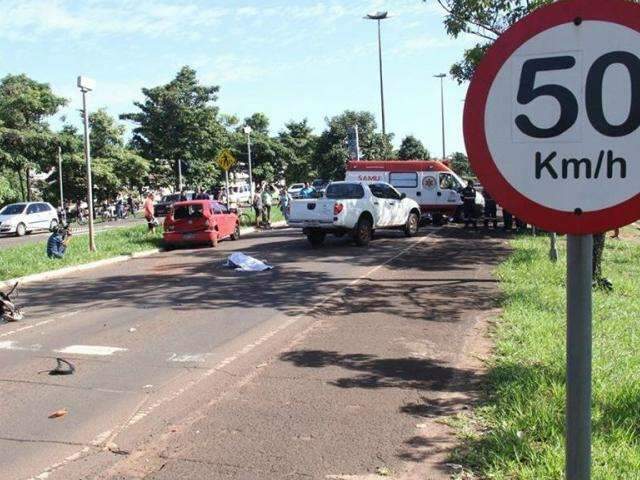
left=261, top=186, right=273, bottom=227
left=143, top=193, right=156, bottom=233
left=253, top=187, right=263, bottom=228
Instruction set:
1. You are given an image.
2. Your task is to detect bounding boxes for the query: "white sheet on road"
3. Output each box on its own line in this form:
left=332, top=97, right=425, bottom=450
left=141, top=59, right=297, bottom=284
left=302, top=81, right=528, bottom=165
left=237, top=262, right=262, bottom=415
left=225, top=252, right=273, bottom=272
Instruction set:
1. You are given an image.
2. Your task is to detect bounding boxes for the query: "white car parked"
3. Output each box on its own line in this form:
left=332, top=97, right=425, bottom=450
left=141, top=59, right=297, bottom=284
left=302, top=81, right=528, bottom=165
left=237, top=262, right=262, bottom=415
left=288, top=181, right=421, bottom=247
left=0, top=202, right=59, bottom=236
left=225, top=184, right=252, bottom=204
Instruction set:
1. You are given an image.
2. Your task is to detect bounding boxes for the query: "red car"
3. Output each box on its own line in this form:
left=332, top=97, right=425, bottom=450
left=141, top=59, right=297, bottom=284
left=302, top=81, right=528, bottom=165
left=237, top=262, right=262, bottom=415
left=163, top=200, right=240, bottom=248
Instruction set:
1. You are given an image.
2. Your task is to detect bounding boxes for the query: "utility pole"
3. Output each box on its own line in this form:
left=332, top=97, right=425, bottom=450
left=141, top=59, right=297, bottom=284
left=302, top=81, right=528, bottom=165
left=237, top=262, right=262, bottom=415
left=365, top=11, right=390, bottom=136
left=177, top=159, right=183, bottom=192
left=244, top=125, right=254, bottom=199
left=434, top=73, right=447, bottom=160
left=78, top=75, right=96, bottom=252
left=57, top=146, right=64, bottom=210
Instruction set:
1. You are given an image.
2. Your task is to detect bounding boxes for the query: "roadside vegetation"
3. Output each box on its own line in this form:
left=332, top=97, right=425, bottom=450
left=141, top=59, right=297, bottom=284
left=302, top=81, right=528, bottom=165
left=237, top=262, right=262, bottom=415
left=453, top=232, right=640, bottom=479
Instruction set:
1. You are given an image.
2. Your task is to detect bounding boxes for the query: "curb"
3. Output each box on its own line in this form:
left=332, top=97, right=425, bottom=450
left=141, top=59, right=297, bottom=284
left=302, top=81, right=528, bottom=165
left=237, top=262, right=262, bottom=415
left=0, top=221, right=287, bottom=289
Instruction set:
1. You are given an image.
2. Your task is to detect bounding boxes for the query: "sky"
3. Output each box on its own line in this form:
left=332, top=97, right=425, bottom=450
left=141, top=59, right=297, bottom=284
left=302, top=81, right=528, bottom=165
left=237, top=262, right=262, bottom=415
left=0, top=0, right=476, bottom=156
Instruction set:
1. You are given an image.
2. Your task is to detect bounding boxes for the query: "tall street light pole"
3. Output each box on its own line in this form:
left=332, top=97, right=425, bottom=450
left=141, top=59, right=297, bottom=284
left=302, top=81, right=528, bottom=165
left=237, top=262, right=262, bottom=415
left=57, top=145, right=64, bottom=211
left=78, top=75, right=96, bottom=252
left=244, top=125, right=254, bottom=199
left=434, top=73, right=447, bottom=160
left=365, top=11, right=389, bottom=136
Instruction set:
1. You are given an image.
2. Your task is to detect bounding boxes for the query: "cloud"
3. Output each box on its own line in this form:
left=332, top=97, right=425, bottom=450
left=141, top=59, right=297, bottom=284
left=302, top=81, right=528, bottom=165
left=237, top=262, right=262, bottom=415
left=0, top=0, right=366, bottom=41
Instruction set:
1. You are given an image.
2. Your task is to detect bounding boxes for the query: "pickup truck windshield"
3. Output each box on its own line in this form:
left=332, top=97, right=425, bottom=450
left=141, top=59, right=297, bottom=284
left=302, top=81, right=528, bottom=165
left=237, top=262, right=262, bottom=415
left=325, top=183, right=365, bottom=200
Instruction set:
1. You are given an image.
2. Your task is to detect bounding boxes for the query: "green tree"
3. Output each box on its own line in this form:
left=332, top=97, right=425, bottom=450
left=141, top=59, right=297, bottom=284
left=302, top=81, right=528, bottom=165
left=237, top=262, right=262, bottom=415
left=397, top=135, right=429, bottom=160
left=229, top=128, right=292, bottom=185
left=278, top=119, right=318, bottom=183
left=0, top=74, right=67, bottom=200
left=244, top=112, right=270, bottom=135
left=314, top=111, right=393, bottom=180
left=432, top=0, right=551, bottom=83
left=89, top=109, right=149, bottom=195
left=450, top=151, right=474, bottom=177
left=48, top=112, right=150, bottom=204
left=120, top=66, right=226, bottom=190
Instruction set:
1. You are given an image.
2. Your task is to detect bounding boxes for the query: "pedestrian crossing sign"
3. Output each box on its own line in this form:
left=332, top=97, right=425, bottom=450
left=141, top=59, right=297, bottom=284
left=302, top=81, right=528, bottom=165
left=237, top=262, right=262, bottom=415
left=216, top=149, right=236, bottom=172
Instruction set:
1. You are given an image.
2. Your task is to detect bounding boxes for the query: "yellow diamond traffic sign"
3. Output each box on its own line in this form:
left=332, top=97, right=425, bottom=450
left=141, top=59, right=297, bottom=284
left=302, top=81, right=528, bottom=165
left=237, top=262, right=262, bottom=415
left=216, top=149, right=237, bottom=172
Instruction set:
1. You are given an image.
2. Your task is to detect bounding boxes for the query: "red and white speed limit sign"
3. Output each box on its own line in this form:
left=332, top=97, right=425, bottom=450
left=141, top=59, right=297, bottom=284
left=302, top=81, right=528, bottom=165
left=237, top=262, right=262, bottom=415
left=464, top=0, right=640, bottom=234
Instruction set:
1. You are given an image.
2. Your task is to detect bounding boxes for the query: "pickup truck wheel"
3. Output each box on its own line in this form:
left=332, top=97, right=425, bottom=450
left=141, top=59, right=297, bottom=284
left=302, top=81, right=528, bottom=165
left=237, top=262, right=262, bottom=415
left=307, top=231, right=326, bottom=247
left=404, top=212, right=419, bottom=237
left=353, top=217, right=373, bottom=246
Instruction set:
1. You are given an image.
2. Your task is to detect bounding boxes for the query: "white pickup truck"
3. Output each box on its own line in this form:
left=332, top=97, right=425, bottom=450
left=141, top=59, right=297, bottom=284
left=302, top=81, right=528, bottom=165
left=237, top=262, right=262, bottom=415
left=287, top=181, right=422, bottom=247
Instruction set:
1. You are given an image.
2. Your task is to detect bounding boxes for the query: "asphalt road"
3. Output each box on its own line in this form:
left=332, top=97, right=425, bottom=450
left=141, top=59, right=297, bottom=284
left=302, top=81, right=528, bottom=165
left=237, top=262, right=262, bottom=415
left=0, top=216, right=148, bottom=249
left=0, top=225, right=508, bottom=480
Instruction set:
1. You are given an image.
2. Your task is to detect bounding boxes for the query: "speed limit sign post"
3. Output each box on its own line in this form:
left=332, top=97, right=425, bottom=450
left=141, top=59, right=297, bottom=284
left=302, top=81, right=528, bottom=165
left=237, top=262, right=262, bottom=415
left=464, top=0, right=640, bottom=478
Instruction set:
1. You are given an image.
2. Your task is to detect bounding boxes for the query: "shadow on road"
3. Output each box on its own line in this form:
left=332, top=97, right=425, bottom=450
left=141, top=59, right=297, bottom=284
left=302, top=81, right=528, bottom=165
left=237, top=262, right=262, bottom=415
left=19, top=226, right=510, bottom=325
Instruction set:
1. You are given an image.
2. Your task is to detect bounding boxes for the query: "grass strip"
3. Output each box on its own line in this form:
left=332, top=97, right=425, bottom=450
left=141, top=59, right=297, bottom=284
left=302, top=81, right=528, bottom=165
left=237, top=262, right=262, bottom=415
left=0, top=207, right=286, bottom=281
left=0, top=225, right=163, bottom=281
left=452, top=235, right=640, bottom=479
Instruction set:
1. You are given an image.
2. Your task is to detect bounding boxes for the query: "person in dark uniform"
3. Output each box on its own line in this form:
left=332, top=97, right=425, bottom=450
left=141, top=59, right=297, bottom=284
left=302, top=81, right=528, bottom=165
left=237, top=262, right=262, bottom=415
left=483, top=189, right=498, bottom=229
left=503, top=208, right=513, bottom=231
left=461, top=180, right=477, bottom=229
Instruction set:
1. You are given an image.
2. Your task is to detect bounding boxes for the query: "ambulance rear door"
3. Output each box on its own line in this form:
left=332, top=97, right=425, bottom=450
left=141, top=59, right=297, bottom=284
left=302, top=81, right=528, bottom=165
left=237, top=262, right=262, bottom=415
left=418, top=172, right=439, bottom=210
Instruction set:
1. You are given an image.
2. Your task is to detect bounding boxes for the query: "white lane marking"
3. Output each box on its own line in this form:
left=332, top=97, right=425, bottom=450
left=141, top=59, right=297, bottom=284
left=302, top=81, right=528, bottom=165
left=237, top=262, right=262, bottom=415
left=26, top=230, right=438, bottom=480
left=0, top=310, right=80, bottom=339
left=124, top=231, right=435, bottom=428
left=168, top=353, right=208, bottom=363
left=0, top=340, right=42, bottom=351
left=55, top=345, right=127, bottom=356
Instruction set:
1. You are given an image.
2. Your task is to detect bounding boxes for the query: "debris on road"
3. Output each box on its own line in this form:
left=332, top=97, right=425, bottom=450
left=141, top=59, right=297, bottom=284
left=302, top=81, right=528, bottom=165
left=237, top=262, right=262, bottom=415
left=49, top=357, right=75, bottom=376
left=129, top=327, right=137, bottom=333
left=48, top=409, right=68, bottom=419
left=375, top=466, right=391, bottom=476
left=224, top=252, right=273, bottom=272
left=106, top=441, right=129, bottom=455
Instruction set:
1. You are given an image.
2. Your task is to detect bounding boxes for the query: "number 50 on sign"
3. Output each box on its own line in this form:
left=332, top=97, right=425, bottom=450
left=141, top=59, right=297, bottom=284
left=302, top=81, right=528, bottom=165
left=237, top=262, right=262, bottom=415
left=465, top=0, right=640, bottom=234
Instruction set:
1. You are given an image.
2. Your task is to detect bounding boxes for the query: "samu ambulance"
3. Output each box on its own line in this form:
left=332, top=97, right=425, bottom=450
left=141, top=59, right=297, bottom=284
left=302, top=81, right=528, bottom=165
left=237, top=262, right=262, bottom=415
left=345, top=160, right=484, bottom=220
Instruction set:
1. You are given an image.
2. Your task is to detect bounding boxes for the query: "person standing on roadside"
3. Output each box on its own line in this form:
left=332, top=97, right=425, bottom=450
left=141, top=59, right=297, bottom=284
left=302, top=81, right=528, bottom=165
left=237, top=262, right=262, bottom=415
left=253, top=187, right=263, bottom=227
left=461, top=180, right=478, bottom=229
left=115, top=195, right=124, bottom=220
left=143, top=193, right=157, bottom=233
left=483, top=189, right=498, bottom=229
left=261, top=185, right=273, bottom=227
left=279, top=185, right=291, bottom=220
left=299, top=182, right=316, bottom=199
left=127, top=195, right=135, bottom=217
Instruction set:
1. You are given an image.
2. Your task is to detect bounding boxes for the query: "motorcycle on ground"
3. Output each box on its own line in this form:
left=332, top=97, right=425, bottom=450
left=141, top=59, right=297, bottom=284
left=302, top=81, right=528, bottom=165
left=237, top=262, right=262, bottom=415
left=0, top=283, right=23, bottom=322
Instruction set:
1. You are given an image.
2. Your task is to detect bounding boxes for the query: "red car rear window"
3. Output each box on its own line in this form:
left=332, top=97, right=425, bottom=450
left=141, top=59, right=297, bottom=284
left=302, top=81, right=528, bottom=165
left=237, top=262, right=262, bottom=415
left=174, top=204, right=205, bottom=219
